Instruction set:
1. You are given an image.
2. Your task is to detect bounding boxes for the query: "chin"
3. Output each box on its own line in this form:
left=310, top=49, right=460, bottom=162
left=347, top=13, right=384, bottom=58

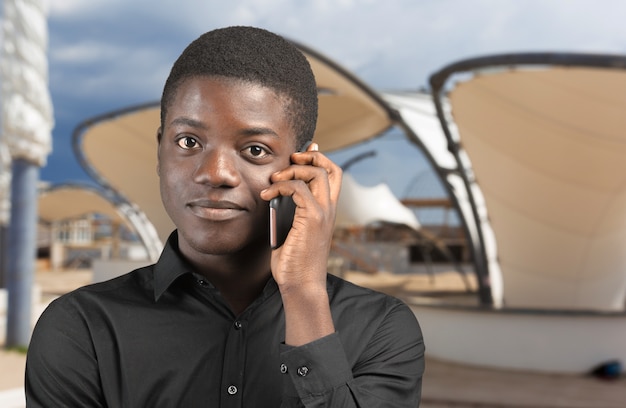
left=184, top=228, right=268, bottom=256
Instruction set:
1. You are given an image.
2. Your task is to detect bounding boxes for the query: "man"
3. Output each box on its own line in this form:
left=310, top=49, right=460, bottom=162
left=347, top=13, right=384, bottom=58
left=26, top=26, right=425, bottom=407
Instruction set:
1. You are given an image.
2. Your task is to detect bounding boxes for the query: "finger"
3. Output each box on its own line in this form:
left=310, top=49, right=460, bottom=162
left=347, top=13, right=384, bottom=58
left=270, top=165, right=331, bottom=203
left=265, top=172, right=330, bottom=212
left=286, top=151, right=343, bottom=203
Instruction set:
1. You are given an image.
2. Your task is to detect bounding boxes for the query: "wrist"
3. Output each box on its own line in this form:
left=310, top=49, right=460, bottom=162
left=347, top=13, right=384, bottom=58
left=278, top=280, right=327, bottom=302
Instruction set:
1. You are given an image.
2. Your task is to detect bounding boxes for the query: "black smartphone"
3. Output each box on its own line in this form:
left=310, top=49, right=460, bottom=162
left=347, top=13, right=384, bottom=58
left=269, top=195, right=296, bottom=249
left=269, top=142, right=312, bottom=249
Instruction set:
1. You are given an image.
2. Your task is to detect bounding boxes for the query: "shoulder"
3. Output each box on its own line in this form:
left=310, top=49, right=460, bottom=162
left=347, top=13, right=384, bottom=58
left=73, top=263, right=154, bottom=296
left=24, top=268, right=158, bottom=407
left=326, top=273, right=419, bottom=329
left=326, top=274, right=424, bottom=367
left=29, top=265, right=156, bottom=363
left=36, top=264, right=156, bottom=326
left=327, top=273, right=408, bottom=310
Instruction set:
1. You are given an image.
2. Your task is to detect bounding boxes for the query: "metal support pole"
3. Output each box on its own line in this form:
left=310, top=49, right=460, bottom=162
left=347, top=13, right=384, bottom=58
left=5, top=158, right=39, bottom=348
left=0, top=224, right=6, bottom=288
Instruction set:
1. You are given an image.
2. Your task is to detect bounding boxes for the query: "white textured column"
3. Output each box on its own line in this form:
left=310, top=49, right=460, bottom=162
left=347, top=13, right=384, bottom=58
left=1, top=0, right=53, bottom=347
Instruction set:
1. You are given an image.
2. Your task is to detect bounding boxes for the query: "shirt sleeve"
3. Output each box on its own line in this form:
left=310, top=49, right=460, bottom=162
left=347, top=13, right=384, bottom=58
left=279, top=301, right=425, bottom=407
left=25, top=296, right=106, bottom=408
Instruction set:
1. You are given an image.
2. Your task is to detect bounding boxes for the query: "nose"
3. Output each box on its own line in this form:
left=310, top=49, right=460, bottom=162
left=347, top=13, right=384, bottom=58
left=193, top=147, right=240, bottom=188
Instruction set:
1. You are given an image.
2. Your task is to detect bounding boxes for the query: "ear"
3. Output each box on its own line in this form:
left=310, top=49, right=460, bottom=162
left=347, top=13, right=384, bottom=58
left=156, top=127, right=162, bottom=176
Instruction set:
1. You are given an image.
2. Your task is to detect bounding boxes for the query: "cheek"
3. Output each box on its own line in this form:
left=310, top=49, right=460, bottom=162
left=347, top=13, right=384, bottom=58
left=243, top=162, right=278, bottom=191
left=159, top=162, right=185, bottom=204
left=251, top=172, right=272, bottom=193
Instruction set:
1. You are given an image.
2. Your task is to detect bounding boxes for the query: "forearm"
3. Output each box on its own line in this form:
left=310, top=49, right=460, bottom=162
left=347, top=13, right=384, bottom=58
left=279, top=295, right=425, bottom=407
left=279, top=329, right=424, bottom=408
left=265, top=142, right=341, bottom=348
left=281, top=283, right=335, bottom=346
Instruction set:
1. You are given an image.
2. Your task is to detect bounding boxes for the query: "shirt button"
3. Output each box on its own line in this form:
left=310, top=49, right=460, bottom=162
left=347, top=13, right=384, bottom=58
left=280, top=364, right=288, bottom=374
left=227, top=385, right=238, bottom=395
left=233, top=320, right=243, bottom=330
left=297, top=366, right=309, bottom=377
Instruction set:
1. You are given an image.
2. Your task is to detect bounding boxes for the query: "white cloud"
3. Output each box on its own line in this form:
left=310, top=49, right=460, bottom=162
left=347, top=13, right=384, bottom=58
left=38, top=0, right=626, bottom=184
left=45, top=0, right=626, bottom=100
left=47, top=0, right=110, bottom=17
left=51, top=41, right=123, bottom=64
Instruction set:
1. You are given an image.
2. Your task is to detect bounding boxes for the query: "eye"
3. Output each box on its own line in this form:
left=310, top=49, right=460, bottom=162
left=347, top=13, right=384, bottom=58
left=243, top=145, right=270, bottom=160
left=177, top=136, right=200, bottom=150
left=249, top=146, right=264, bottom=156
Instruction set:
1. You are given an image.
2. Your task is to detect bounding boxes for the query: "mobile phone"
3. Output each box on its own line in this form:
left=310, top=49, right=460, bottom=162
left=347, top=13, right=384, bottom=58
left=269, top=195, right=296, bottom=249
left=269, top=141, right=312, bottom=249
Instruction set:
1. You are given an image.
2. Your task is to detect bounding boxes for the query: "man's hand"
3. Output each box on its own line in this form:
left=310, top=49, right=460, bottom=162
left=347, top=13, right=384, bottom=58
left=260, top=142, right=342, bottom=346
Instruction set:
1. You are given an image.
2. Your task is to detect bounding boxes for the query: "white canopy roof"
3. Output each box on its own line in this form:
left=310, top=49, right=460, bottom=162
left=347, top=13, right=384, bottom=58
left=336, top=173, right=420, bottom=230
left=38, top=184, right=124, bottom=224
left=440, top=58, right=626, bottom=311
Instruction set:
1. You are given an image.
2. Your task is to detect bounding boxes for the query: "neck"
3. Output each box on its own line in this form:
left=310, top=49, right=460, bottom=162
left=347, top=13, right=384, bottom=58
left=212, top=268, right=271, bottom=316
left=183, top=241, right=272, bottom=316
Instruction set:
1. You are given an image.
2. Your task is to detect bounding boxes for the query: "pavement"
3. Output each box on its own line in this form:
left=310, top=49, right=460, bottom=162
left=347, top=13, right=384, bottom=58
left=1, top=268, right=625, bottom=407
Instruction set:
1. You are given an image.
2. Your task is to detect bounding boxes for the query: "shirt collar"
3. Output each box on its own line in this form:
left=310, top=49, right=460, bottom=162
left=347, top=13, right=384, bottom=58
left=153, top=231, right=195, bottom=301
left=152, top=230, right=281, bottom=303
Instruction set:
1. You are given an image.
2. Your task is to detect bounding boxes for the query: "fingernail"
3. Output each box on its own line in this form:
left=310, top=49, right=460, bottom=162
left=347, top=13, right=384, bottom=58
left=311, top=143, right=319, bottom=151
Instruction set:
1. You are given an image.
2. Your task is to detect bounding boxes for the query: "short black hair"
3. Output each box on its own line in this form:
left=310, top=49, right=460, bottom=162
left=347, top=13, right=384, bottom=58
left=160, top=26, right=318, bottom=149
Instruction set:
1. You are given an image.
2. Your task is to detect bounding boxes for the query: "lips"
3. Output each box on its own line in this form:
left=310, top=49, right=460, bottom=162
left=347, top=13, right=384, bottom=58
left=186, top=199, right=247, bottom=221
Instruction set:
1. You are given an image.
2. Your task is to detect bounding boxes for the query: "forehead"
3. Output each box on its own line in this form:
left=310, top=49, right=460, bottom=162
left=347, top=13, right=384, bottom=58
left=169, top=75, right=290, bottom=110
left=164, top=76, right=297, bottom=143
left=169, top=75, right=293, bottom=120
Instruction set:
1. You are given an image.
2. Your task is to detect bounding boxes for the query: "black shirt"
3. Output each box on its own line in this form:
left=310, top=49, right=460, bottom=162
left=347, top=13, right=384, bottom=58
left=26, top=233, right=425, bottom=407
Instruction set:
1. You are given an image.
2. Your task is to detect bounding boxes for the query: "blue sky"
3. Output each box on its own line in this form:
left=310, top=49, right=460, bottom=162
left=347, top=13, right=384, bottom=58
left=36, top=0, right=626, bottom=198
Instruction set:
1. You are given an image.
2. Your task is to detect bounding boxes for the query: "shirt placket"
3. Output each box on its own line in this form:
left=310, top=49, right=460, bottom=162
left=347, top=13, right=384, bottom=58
left=220, top=317, right=247, bottom=407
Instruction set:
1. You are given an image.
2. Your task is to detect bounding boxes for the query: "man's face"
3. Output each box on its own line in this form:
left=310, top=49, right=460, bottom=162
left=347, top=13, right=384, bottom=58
left=158, top=76, right=297, bottom=258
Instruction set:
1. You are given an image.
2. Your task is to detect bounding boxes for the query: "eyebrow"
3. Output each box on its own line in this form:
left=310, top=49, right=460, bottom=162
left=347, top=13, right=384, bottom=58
left=168, top=117, right=208, bottom=130
left=168, top=117, right=281, bottom=139
left=240, top=127, right=280, bottom=138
